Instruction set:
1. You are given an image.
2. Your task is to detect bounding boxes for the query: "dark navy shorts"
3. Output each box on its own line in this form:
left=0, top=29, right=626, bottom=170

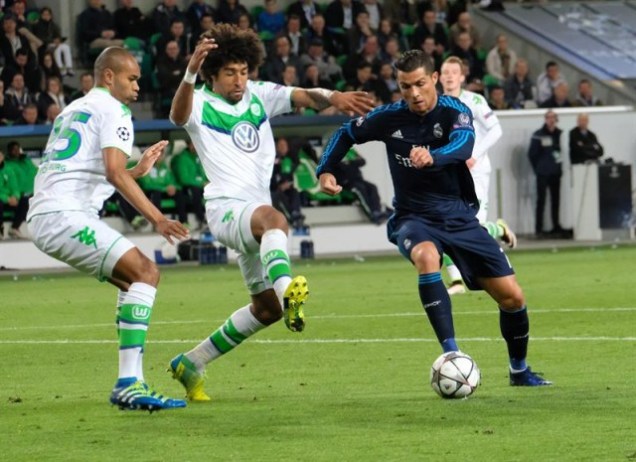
left=387, top=213, right=514, bottom=290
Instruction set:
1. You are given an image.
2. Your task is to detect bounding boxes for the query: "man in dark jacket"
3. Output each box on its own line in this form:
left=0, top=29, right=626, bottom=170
left=569, top=113, right=604, bottom=165
left=528, top=110, right=564, bottom=236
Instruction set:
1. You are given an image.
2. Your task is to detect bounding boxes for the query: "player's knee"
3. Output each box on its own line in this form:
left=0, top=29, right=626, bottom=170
left=410, top=243, right=440, bottom=273
left=251, top=297, right=283, bottom=325
left=133, top=258, right=160, bottom=286
left=499, top=286, right=525, bottom=310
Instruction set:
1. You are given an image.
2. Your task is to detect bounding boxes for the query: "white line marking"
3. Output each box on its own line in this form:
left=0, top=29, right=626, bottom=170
left=0, top=336, right=634, bottom=345
left=0, top=307, right=634, bottom=332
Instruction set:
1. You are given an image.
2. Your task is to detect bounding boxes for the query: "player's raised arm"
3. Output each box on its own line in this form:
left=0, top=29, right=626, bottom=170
left=170, top=37, right=217, bottom=126
left=290, top=88, right=375, bottom=117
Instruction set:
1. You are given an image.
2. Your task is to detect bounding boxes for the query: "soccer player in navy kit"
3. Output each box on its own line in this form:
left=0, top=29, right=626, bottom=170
left=317, top=50, right=551, bottom=386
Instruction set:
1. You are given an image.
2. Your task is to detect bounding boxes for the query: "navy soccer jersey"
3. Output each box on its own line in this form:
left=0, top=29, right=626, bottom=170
left=317, top=95, right=477, bottom=220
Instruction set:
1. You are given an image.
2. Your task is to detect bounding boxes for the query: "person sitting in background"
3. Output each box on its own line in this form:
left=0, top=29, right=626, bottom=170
left=190, top=13, right=215, bottom=52
left=485, top=33, right=517, bottom=83
left=137, top=149, right=188, bottom=226
left=300, top=63, right=334, bottom=91
left=449, top=11, right=480, bottom=49
left=332, top=148, right=387, bottom=224
left=417, top=36, right=442, bottom=72
left=151, top=0, right=186, bottom=36
left=324, top=0, right=366, bottom=32
left=347, top=10, right=375, bottom=55
left=13, top=102, right=39, bottom=125
left=156, top=18, right=189, bottom=60
left=215, top=0, right=249, bottom=26
left=171, top=140, right=207, bottom=230
left=0, top=149, right=29, bottom=239
left=1, top=47, right=40, bottom=95
left=31, top=7, right=75, bottom=76
left=450, top=32, right=484, bottom=88
left=258, top=0, right=286, bottom=36
left=411, top=8, right=448, bottom=56
left=114, top=0, right=150, bottom=41
left=69, top=72, right=94, bottom=102
left=0, top=81, right=10, bottom=125
left=4, top=140, right=37, bottom=237
left=299, top=39, right=343, bottom=85
left=155, top=40, right=187, bottom=117
left=36, top=76, right=67, bottom=121
left=4, top=72, right=34, bottom=122
left=303, top=12, right=344, bottom=58
left=39, top=50, right=64, bottom=85
left=261, top=35, right=302, bottom=83
left=488, top=84, right=510, bottom=110
left=77, top=0, right=124, bottom=54
left=186, top=0, right=216, bottom=39
left=44, top=103, right=61, bottom=124
left=569, top=113, right=604, bottom=165
left=539, top=81, right=572, bottom=108
left=270, top=137, right=306, bottom=231
left=280, top=63, right=299, bottom=87
left=373, top=61, right=398, bottom=104
left=503, top=58, right=533, bottom=109
left=0, top=14, right=34, bottom=69
left=287, top=0, right=319, bottom=30
left=573, top=79, right=603, bottom=107
left=536, top=61, right=566, bottom=106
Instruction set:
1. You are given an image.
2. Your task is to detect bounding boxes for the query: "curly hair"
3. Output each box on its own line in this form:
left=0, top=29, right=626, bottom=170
left=199, top=24, right=264, bottom=82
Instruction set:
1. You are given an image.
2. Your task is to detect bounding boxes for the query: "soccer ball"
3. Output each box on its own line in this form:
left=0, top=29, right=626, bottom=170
left=430, top=351, right=480, bottom=399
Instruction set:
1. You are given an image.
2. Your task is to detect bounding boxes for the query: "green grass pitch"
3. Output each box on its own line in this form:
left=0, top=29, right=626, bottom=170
left=1, top=245, right=635, bottom=461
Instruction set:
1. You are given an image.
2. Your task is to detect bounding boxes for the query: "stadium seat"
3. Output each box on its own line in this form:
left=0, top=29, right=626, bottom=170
left=294, top=153, right=343, bottom=205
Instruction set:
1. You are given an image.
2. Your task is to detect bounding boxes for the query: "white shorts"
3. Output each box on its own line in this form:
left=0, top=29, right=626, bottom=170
left=205, top=198, right=272, bottom=295
left=472, top=172, right=490, bottom=224
left=27, top=211, right=135, bottom=281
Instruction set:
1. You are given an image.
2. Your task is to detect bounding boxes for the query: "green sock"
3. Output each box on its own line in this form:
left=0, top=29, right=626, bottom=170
left=118, top=303, right=152, bottom=379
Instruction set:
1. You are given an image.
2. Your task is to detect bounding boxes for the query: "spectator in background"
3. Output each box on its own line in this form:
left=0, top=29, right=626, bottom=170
left=362, top=0, right=383, bottom=30
left=258, top=0, right=286, bottom=37
left=449, top=11, right=480, bottom=49
left=373, top=61, right=398, bottom=104
left=377, top=17, right=407, bottom=52
left=77, top=0, right=124, bottom=54
left=304, top=13, right=344, bottom=57
left=381, top=36, right=402, bottom=66
left=236, top=12, right=252, bottom=31
left=156, top=18, right=189, bottom=59
left=4, top=72, right=33, bottom=122
left=346, top=60, right=375, bottom=92
left=2, top=47, right=40, bottom=94
left=573, top=79, right=602, bottom=107
left=418, top=36, right=442, bottom=72
left=14, top=102, right=39, bottom=125
left=262, top=35, right=302, bottom=83
left=384, top=0, right=419, bottom=25
left=324, top=0, right=367, bottom=31
left=69, top=72, right=94, bottom=102
left=36, top=75, right=67, bottom=121
left=300, top=63, right=334, bottom=90
left=270, top=137, right=305, bottom=231
left=485, top=33, right=517, bottom=83
left=32, top=7, right=75, bottom=76
left=412, top=8, right=448, bottom=56
left=171, top=140, right=207, bottom=230
left=39, top=50, right=64, bottom=86
left=569, top=113, right=604, bottom=165
left=347, top=10, right=375, bottom=55
left=487, top=84, right=510, bottom=110
left=283, top=14, right=306, bottom=57
left=155, top=40, right=186, bottom=117
left=7, top=1, right=43, bottom=57
left=539, top=81, right=572, bottom=108
left=451, top=32, right=484, bottom=87
left=504, top=58, right=534, bottom=109
left=536, top=61, right=566, bottom=106
left=280, top=63, right=299, bottom=86
left=287, top=0, right=320, bottom=30
left=190, top=13, right=214, bottom=52
left=151, top=0, right=185, bottom=36
left=44, top=103, right=61, bottom=124
left=343, top=34, right=382, bottom=81
left=0, top=14, right=33, bottom=68
left=528, top=110, right=564, bottom=237
left=114, top=0, right=149, bottom=41
left=137, top=149, right=188, bottom=225
left=5, top=140, right=37, bottom=237
left=215, top=0, right=249, bottom=26
left=186, top=0, right=216, bottom=38
left=0, top=81, right=10, bottom=125
left=0, top=149, right=29, bottom=239
left=299, top=39, right=342, bottom=84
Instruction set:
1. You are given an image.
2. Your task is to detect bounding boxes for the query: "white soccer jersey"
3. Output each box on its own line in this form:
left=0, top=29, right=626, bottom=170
left=182, top=80, right=294, bottom=202
left=457, top=90, right=501, bottom=176
left=28, top=88, right=134, bottom=218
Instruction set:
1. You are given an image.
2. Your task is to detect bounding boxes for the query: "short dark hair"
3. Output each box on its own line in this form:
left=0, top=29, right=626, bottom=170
left=199, top=24, right=264, bottom=81
left=395, top=50, right=436, bottom=75
left=546, top=61, right=558, bottom=69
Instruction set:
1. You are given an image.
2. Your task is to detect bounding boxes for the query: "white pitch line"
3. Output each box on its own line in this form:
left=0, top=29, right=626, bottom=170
left=0, top=336, right=634, bottom=345
left=0, top=307, right=634, bottom=332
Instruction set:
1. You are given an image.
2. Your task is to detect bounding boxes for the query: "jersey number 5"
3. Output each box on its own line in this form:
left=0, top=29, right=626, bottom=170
left=43, top=111, right=92, bottom=161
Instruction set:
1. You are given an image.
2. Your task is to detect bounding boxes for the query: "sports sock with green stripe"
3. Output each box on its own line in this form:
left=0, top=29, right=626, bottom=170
left=117, top=282, right=155, bottom=380
left=483, top=221, right=503, bottom=240
left=260, top=229, right=292, bottom=309
left=185, top=305, right=265, bottom=370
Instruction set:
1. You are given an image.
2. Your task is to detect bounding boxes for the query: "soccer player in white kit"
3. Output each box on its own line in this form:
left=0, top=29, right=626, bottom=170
left=167, top=24, right=374, bottom=401
left=439, top=56, right=517, bottom=295
left=27, top=47, right=189, bottom=411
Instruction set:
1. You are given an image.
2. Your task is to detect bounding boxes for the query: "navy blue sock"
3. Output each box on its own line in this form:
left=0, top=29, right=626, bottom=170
left=499, top=306, right=529, bottom=371
left=418, top=273, right=457, bottom=353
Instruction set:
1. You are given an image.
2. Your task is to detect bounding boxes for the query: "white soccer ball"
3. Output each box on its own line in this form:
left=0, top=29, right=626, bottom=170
left=430, top=351, right=480, bottom=399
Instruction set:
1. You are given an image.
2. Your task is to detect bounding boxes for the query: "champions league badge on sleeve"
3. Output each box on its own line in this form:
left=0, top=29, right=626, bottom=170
left=453, top=112, right=472, bottom=129
left=116, top=127, right=130, bottom=141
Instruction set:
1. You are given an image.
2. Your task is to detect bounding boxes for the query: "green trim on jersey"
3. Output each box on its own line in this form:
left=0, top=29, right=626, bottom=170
left=201, top=94, right=266, bottom=133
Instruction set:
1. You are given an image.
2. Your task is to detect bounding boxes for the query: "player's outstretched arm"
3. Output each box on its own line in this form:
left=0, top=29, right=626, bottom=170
left=104, top=147, right=189, bottom=244
left=318, top=173, right=343, bottom=195
left=170, top=38, right=217, bottom=126
left=291, top=88, right=375, bottom=117
left=128, top=140, right=169, bottom=179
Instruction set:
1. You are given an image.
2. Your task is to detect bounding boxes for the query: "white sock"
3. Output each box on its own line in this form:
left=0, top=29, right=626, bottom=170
left=447, top=264, right=463, bottom=283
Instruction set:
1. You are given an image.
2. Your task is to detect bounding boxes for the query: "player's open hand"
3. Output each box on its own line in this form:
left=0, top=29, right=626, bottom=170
left=330, top=91, right=375, bottom=117
left=188, top=38, right=217, bottom=75
left=156, top=218, right=190, bottom=244
left=410, top=146, right=434, bottom=168
left=319, top=172, right=343, bottom=195
left=134, top=140, right=169, bottom=177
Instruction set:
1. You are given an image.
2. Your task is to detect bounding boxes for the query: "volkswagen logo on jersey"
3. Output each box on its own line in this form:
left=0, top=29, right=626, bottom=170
left=231, top=121, right=260, bottom=153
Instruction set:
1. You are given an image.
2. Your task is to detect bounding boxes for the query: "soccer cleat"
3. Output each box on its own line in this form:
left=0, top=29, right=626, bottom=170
left=283, top=275, right=309, bottom=332
left=447, top=281, right=466, bottom=295
left=497, top=219, right=517, bottom=249
left=509, top=367, right=553, bottom=386
left=168, top=354, right=211, bottom=402
left=110, top=379, right=187, bottom=412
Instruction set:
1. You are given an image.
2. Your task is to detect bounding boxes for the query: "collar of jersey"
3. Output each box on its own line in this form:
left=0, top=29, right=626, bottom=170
left=203, top=83, right=239, bottom=105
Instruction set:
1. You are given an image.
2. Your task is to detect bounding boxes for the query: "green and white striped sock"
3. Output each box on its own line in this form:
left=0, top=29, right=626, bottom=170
left=260, top=229, right=292, bottom=306
left=118, top=283, right=155, bottom=380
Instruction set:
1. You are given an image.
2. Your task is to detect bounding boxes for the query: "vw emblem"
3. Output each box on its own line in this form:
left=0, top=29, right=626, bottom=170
left=231, top=122, right=260, bottom=153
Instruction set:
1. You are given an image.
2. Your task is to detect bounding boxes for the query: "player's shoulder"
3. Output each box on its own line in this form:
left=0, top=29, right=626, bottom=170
left=437, top=94, right=472, bottom=115
left=83, top=89, right=132, bottom=120
left=363, top=100, right=409, bottom=123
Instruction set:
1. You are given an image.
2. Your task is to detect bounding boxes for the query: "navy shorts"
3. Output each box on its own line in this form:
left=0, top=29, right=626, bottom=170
left=387, top=213, right=514, bottom=290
